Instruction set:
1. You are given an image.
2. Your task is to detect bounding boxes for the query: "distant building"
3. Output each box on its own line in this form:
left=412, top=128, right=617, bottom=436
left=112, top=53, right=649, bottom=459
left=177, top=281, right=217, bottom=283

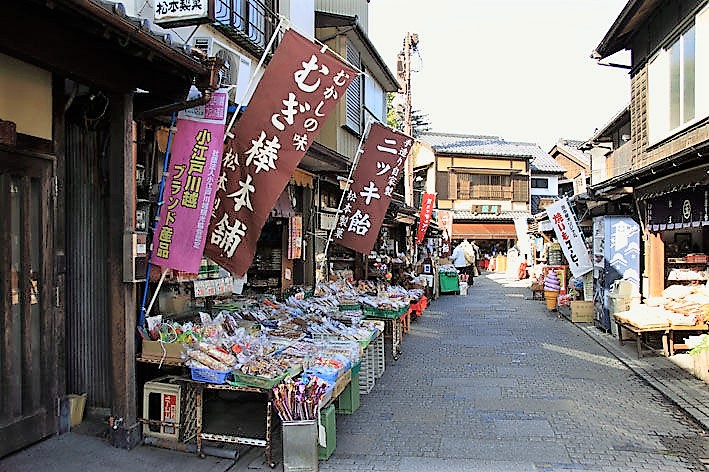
left=417, top=132, right=537, bottom=254
left=547, top=139, right=591, bottom=197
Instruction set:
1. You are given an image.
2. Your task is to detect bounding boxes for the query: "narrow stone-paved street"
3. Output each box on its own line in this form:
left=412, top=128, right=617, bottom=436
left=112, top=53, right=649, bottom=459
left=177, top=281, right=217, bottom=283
left=3, top=273, right=709, bottom=472
left=316, top=273, right=709, bottom=472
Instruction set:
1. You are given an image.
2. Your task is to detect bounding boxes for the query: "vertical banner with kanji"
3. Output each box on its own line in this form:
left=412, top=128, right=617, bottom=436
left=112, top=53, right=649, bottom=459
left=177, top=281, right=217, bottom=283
left=545, top=198, right=593, bottom=278
left=334, top=122, right=413, bottom=254
left=204, top=29, right=357, bottom=276
left=151, top=89, right=229, bottom=273
left=288, top=215, right=302, bottom=259
left=416, top=192, right=436, bottom=244
left=437, top=210, right=453, bottom=256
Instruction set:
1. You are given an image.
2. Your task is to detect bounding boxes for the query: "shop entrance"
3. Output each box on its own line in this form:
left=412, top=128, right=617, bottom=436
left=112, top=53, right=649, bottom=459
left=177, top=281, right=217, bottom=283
left=0, top=151, right=57, bottom=457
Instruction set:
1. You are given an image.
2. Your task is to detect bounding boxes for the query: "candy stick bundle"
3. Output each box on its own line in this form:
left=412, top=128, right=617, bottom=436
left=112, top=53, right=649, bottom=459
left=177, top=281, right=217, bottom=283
left=272, top=377, right=329, bottom=421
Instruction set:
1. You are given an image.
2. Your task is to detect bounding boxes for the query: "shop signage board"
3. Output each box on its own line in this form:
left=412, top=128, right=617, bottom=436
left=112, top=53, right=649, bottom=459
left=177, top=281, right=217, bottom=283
left=205, top=29, right=357, bottom=276
left=645, top=186, right=709, bottom=230
left=438, top=210, right=453, bottom=256
left=151, top=88, right=229, bottom=273
left=154, top=0, right=216, bottom=28
left=416, top=192, right=436, bottom=244
left=545, top=198, right=593, bottom=278
left=334, top=122, right=413, bottom=254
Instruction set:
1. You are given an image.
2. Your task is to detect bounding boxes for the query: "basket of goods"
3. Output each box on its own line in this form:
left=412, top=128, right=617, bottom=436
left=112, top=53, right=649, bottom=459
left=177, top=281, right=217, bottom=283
left=232, top=356, right=293, bottom=389
left=543, top=270, right=561, bottom=311
left=184, top=342, right=237, bottom=384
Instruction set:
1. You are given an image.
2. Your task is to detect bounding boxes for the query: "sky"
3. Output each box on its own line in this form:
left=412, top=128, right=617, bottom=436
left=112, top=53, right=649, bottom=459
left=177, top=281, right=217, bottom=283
left=368, top=0, right=631, bottom=152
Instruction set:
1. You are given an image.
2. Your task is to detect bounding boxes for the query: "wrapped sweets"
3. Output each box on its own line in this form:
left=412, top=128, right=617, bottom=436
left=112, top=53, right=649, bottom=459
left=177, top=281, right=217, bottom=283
left=184, top=348, right=231, bottom=371
left=197, top=342, right=237, bottom=366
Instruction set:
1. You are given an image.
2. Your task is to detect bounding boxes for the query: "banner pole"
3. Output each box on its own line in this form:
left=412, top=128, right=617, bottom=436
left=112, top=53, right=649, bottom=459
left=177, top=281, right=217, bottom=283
left=319, top=120, right=373, bottom=281
left=138, top=112, right=177, bottom=327
left=144, top=268, right=170, bottom=320
left=224, top=17, right=286, bottom=139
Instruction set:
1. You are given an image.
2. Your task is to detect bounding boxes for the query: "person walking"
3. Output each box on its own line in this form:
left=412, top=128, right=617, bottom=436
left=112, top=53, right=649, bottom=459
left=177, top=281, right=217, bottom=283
left=450, top=241, right=469, bottom=284
left=461, top=239, right=476, bottom=285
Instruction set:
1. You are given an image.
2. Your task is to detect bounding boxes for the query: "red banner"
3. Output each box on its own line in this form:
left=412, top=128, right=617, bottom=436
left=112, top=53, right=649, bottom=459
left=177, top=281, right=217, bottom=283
left=204, top=29, right=357, bottom=275
left=438, top=210, right=453, bottom=256
left=334, top=122, right=413, bottom=254
left=416, top=192, right=436, bottom=244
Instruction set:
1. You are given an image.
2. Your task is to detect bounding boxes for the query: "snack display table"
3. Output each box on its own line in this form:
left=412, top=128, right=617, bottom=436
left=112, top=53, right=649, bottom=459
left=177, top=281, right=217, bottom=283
left=667, top=323, right=709, bottom=355
left=189, top=379, right=277, bottom=468
left=365, top=315, right=403, bottom=361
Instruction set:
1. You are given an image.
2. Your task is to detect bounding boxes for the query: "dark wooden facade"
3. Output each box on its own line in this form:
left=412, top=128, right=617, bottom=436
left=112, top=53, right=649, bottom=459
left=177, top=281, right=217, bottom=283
left=0, top=0, right=210, bottom=456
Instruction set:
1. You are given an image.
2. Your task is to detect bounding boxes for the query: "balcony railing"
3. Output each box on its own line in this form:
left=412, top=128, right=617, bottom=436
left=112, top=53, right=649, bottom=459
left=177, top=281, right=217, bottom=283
left=214, top=0, right=279, bottom=57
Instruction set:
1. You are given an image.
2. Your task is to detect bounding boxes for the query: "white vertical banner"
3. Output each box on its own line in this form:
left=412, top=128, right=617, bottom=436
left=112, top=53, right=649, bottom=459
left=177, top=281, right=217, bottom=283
left=545, top=198, right=593, bottom=278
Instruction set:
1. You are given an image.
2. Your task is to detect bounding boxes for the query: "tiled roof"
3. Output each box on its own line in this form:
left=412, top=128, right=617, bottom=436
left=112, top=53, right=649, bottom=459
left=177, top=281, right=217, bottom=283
left=529, top=146, right=566, bottom=174
left=553, top=138, right=590, bottom=167
left=419, top=132, right=564, bottom=174
left=419, top=132, right=532, bottom=158
left=94, top=0, right=199, bottom=62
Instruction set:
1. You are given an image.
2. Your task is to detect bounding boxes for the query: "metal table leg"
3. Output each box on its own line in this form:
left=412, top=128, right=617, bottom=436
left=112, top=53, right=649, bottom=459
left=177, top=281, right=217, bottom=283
left=195, top=385, right=205, bottom=458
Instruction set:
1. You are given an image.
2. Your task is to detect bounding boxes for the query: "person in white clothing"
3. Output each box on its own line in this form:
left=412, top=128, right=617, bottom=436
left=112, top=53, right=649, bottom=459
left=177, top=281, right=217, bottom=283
left=450, top=241, right=467, bottom=270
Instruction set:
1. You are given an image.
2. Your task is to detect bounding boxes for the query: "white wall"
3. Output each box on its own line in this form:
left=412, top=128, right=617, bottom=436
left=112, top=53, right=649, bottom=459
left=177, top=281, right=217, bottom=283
left=530, top=175, right=559, bottom=198
left=282, top=0, right=315, bottom=39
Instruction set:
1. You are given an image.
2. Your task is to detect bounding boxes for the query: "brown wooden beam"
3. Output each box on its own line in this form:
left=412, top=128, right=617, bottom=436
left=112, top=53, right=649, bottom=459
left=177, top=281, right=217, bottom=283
left=646, top=230, right=665, bottom=298
left=107, top=92, right=139, bottom=447
left=0, top=3, right=194, bottom=99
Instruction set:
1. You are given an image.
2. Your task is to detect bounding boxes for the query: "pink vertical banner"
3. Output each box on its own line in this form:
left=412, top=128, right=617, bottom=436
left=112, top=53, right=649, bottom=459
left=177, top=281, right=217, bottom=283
left=150, top=89, right=228, bottom=273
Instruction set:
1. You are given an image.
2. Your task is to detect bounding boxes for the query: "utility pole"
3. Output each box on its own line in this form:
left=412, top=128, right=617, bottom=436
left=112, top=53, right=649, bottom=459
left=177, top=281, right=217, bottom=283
left=397, top=32, right=418, bottom=207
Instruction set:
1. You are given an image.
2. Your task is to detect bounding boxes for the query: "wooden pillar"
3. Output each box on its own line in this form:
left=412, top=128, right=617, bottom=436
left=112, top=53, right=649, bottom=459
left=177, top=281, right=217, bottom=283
left=646, top=229, right=665, bottom=298
left=107, top=92, right=138, bottom=448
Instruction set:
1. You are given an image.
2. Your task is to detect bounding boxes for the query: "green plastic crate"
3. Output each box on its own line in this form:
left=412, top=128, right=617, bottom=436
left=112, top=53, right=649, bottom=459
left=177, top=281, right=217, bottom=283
left=335, top=370, right=360, bottom=415
left=362, top=305, right=405, bottom=319
left=439, top=272, right=460, bottom=294
left=317, top=404, right=336, bottom=460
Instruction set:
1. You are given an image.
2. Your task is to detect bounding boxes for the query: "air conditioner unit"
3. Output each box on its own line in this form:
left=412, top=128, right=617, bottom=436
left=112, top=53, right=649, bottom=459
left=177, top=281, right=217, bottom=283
left=192, top=36, right=252, bottom=105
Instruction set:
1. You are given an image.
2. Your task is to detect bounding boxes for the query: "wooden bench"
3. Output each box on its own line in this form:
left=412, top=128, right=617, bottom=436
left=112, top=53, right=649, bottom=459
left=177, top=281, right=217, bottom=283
left=614, top=318, right=709, bottom=358
left=614, top=319, right=669, bottom=359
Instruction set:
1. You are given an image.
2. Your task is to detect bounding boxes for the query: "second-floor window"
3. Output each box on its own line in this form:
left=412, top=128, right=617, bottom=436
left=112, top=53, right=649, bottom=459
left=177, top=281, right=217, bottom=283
left=345, top=40, right=362, bottom=134
left=647, top=8, right=709, bottom=144
left=531, top=178, right=548, bottom=189
left=454, top=174, right=529, bottom=200
left=214, top=0, right=276, bottom=52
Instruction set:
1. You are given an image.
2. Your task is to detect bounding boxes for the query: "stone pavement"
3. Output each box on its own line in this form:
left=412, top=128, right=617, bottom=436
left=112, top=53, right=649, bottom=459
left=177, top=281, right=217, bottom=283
left=2, top=272, right=709, bottom=472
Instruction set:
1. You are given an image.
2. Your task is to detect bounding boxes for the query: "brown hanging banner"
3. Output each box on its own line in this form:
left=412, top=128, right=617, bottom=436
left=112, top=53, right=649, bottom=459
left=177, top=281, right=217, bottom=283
left=204, top=28, right=357, bottom=276
left=334, top=122, right=414, bottom=254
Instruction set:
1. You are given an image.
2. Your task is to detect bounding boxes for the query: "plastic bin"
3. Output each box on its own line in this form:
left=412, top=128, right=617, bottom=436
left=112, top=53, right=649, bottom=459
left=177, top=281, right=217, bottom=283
left=317, top=404, right=336, bottom=460
left=68, top=393, right=87, bottom=428
left=335, top=368, right=360, bottom=415
left=439, top=272, right=460, bottom=294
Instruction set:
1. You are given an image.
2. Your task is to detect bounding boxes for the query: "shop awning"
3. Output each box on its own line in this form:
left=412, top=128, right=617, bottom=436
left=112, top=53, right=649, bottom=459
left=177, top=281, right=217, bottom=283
left=452, top=223, right=517, bottom=239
